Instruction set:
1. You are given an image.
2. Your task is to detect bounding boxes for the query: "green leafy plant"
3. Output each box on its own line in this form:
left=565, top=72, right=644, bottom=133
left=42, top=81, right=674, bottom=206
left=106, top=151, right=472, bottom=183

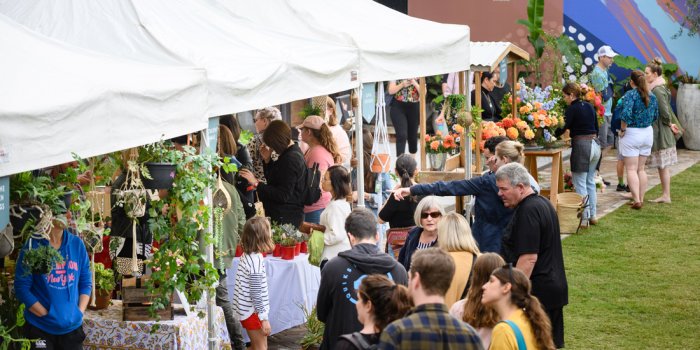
left=298, top=104, right=322, bottom=119
left=93, top=262, right=116, bottom=293
left=21, top=245, right=64, bottom=276
left=299, top=305, right=324, bottom=350
left=0, top=275, right=34, bottom=350
left=10, top=173, right=68, bottom=215
left=238, top=129, right=254, bottom=146
left=667, top=0, right=700, bottom=38
left=517, top=0, right=545, bottom=59
left=146, top=145, right=221, bottom=319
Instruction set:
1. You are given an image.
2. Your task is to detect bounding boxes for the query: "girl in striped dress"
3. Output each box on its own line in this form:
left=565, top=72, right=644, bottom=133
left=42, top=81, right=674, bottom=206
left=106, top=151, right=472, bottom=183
left=233, top=217, right=275, bottom=349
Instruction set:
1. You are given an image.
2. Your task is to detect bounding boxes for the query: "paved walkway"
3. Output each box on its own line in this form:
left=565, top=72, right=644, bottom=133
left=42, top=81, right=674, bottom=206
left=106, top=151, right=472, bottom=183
left=267, top=148, right=700, bottom=349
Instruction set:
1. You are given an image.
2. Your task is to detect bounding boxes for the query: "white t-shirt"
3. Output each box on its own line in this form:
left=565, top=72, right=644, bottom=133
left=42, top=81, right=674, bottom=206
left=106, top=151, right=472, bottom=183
left=329, top=124, right=352, bottom=168
left=320, top=199, right=352, bottom=261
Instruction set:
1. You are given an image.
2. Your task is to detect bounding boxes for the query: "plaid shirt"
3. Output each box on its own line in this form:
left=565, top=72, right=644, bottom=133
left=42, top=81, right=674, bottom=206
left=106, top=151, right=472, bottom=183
left=378, top=303, right=484, bottom=350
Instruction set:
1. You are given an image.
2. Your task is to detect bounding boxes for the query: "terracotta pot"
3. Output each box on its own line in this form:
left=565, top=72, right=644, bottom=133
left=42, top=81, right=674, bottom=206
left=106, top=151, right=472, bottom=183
left=273, top=244, right=282, bottom=257
left=370, top=153, right=391, bottom=173
left=89, top=290, right=112, bottom=310
left=235, top=245, right=243, bottom=257
left=300, top=241, right=308, bottom=254
left=281, top=246, right=295, bottom=260
left=294, top=243, right=301, bottom=256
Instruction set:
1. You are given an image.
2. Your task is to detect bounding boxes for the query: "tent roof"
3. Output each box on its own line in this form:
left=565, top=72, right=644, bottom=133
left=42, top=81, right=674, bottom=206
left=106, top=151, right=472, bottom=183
left=0, top=0, right=359, bottom=116
left=211, top=0, right=470, bottom=82
left=0, top=13, right=209, bottom=177
left=470, top=42, right=530, bottom=72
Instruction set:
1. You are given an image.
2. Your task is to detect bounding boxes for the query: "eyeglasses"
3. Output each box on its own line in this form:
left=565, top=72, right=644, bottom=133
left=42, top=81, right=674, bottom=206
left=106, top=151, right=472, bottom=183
left=420, top=211, right=442, bottom=219
left=503, top=263, right=514, bottom=284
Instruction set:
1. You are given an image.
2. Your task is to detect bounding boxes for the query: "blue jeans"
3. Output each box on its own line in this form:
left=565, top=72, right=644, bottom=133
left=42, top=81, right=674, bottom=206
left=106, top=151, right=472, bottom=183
left=304, top=208, right=323, bottom=224
left=572, top=140, right=602, bottom=220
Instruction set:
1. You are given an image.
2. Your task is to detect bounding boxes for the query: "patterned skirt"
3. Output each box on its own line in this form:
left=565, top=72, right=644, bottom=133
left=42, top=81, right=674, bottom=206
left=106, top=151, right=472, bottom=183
left=647, top=147, right=678, bottom=169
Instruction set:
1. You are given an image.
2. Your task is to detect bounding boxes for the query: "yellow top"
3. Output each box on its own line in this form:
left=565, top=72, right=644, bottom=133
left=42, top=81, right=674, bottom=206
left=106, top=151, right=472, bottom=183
left=489, top=309, right=539, bottom=350
left=444, top=251, right=475, bottom=308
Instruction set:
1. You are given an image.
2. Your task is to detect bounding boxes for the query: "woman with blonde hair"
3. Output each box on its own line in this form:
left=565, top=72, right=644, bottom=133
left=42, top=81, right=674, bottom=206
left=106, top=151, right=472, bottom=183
left=249, top=107, right=282, bottom=183
left=449, top=252, right=506, bottom=349
left=437, top=213, right=481, bottom=308
left=299, top=115, right=342, bottom=223
left=495, top=141, right=540, bottom=193
left=325, top=97, right=352, bottom=168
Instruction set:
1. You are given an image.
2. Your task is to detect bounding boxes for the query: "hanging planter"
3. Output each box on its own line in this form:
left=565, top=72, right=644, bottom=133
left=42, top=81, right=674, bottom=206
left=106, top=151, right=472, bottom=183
left=370, top=83, right=392, bottom=173
left=141, top=162, right=177, bottom=190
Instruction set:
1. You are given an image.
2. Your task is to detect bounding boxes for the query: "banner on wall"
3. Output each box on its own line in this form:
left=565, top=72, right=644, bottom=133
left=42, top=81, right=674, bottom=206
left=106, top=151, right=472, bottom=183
left=0, top=176, right=8, bottom=230
left=207, top=117, right=220, bottom=153
left=362, top=82, right=376, bottom=123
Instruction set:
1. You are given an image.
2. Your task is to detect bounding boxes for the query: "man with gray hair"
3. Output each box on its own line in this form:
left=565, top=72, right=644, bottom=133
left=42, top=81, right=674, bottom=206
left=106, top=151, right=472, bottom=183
left=495, top=163, right=568, bottom=348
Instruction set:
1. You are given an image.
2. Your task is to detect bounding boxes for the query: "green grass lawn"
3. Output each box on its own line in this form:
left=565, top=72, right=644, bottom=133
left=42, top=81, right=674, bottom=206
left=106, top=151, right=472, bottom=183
left=563, top=164, right=700, bottom=349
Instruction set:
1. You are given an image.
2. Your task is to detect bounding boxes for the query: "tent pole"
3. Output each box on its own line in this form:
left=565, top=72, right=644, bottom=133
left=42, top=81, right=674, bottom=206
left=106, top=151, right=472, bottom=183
left=419, top=77, right=426, bottom=170
left=201, top=129, right=216, bottom=350
left=465, top=70, right=472, bottom=180
left=456, top=71, right=466, bottom=213
left=511, top=63, right=518, bottom=118
left=356, top=83, right=365, bottom=208
left=474, top=72, right=483, bottom=172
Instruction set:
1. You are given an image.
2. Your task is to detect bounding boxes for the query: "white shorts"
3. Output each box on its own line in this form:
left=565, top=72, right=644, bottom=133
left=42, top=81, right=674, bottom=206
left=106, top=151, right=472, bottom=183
left=619, top=126, right=653, bottom=157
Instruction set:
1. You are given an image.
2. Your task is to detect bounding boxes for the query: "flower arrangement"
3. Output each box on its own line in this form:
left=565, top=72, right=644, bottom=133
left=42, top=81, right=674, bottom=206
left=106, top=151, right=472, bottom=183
left=424, top=131, right=458, bottom=154
left=564, top=170, right=574, bottom=191
left=579, top=83, right=606, bottom=125
left=499, top=78, right=565, bottom=146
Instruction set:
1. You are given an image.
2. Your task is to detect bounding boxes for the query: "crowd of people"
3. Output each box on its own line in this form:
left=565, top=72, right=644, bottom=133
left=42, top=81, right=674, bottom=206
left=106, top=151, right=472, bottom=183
left=13, top=46, right=684, bottom=350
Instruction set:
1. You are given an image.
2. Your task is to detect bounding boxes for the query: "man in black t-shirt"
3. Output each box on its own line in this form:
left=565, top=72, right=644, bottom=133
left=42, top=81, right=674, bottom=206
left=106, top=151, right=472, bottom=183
left=495, top=163, right=568, bottom=349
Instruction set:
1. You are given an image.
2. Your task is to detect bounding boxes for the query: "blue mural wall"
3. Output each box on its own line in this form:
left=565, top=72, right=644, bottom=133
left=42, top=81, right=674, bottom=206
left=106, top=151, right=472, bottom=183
left=564, top=0, right=700, bottom=82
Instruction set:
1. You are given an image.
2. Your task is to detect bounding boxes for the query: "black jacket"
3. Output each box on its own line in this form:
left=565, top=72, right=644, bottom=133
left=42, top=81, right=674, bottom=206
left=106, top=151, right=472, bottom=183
left=316, top=243, right=408, bottom=350
left=397, top=227, right=438, bottom=271
left=257, top=144, right=305, bottom=228
left=471, top=89, right=502, bottom=121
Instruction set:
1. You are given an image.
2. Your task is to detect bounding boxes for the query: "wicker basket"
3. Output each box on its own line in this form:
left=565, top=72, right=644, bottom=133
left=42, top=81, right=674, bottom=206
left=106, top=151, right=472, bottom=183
left=557, top=192, right=583, bottom=234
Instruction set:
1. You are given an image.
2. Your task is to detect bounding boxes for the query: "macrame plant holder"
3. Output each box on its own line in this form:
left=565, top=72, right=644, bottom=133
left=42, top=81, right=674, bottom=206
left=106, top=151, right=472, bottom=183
left=370, top=83, right=392, bottom=173
left=83, top=158, right=107, bottom=307
left=116, top=150, right=147, bottom=276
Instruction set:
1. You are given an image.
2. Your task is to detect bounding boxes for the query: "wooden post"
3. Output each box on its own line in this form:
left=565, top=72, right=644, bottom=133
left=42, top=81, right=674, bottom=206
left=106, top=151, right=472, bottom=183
left=511, top=63, right=518, bottom=118
left=419, top=77, right=427, bottom=170
left=456, top=71, right=466, bottom=214
left=474, top=72, right=483, bottom=172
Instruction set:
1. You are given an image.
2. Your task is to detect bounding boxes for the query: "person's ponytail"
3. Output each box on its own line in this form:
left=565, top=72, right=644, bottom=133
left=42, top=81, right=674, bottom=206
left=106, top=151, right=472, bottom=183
left=519, top=294, right=556, bottom=350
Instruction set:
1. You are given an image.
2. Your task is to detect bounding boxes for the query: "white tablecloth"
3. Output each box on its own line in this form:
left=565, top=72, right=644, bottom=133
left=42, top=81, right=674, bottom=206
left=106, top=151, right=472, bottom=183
left=83, top=300, right=230, bottom=349
left=226, top=253, right=321, bottom=340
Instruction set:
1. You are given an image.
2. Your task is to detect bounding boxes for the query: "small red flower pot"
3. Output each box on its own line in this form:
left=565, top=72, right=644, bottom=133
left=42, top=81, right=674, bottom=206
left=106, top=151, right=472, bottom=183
left=273, top=244, right=282, bottom=257
left=235, top=245, right=243, bottom=257
left=294, top=242, right=301, bottom=256
left=300, top=241, right=308, bottom=254
left=281, top=246, right=296, bottom=260
left=262, top=251, right=267, bottom=257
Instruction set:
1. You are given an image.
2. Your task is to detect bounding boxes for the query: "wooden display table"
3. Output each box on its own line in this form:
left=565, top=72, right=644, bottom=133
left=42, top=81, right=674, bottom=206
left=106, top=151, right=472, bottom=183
left=523, top=148, right=565, bottom=206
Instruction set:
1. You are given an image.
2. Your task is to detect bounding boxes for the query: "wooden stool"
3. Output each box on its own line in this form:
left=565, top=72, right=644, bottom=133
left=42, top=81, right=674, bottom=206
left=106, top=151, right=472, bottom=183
left=523, top=148, right=565, bottom=206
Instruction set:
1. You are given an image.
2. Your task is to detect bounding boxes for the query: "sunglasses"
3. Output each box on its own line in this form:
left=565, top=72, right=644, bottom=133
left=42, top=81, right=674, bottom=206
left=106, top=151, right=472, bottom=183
left=503, top=263, right=515, bottom=284
left=420, top=211, right=442, bottom=219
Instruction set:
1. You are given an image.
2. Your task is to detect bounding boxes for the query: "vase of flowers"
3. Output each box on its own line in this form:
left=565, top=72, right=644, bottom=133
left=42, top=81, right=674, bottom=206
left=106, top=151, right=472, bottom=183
left=424, top=132, right=458, bottom=171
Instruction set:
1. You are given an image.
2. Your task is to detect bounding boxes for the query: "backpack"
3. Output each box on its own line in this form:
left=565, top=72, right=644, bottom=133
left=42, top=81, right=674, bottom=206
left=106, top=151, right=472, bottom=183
left=302, top=162, right=322, bottom=206
left=338, top=332, right=377, bottom=350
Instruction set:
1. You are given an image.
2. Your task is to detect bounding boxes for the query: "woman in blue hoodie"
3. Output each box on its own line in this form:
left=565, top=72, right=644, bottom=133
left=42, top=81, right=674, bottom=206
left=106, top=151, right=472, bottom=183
left=15, top=225, right=92, bottom=349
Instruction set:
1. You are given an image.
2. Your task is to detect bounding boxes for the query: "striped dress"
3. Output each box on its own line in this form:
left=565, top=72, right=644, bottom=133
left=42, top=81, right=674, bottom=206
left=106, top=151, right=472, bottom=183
left=232, top=252, right=270, bottom=321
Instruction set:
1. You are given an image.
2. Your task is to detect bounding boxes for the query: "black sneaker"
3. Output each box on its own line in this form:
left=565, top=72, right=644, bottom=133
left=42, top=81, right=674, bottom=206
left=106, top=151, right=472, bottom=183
left=603, top=178, right=611, bottom=186
left=616, top=183, right=630, bottom=192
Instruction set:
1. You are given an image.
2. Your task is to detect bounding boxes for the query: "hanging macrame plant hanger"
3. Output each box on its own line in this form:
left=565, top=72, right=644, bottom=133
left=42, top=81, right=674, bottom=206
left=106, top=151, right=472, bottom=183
left=370, top=83, right=391, bottom=173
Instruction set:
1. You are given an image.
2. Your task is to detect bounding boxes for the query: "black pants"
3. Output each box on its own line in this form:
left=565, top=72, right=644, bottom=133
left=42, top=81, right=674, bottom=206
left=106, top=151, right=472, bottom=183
left=390, top=100, right=420, bottom=156
left=24, top=323, right=85, bottom=350
left=546, top=306, right=565, bottom=348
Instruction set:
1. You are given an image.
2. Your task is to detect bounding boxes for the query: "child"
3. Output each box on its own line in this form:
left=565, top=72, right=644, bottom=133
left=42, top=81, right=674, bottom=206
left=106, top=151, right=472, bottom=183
left=232, top=217, right=275, bottom=349
left=319, top=165, right=352, bottom=262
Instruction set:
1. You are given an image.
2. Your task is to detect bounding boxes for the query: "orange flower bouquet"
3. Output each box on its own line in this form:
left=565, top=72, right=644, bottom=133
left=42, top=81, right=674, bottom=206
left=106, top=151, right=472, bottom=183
left=424, top=131, right=459, bottom=154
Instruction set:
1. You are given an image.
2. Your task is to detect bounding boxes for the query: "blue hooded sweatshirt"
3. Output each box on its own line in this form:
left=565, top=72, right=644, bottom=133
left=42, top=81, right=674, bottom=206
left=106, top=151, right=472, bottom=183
left=14, top=230, right=92, bottom=335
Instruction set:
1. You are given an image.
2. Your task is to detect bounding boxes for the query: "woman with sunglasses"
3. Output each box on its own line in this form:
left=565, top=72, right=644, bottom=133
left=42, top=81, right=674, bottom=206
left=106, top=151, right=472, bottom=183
left=248, top=107, right=282, bottom=184
left=481, top=265, right=555, bottom=350
left=397, top=196, right=445, bottom=271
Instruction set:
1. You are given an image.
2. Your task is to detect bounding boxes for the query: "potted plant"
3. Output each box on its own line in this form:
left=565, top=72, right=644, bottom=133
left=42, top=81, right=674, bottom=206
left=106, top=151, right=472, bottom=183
left=270, top=221, right=284, bottom=257
left=138, top=139, right=180, bottom=190
left=299, top=305, right=324, bottom=350
left=0, top=274, right=35, bottom=349
left=279, top=236, right=297, bottom=261
left=91, top=262, right=115, bottom=310
left=676, top=73, right=700, bottom=150
left=21, top=245, right=64, bottom=276
left=9, top=172, right=69, bottom=238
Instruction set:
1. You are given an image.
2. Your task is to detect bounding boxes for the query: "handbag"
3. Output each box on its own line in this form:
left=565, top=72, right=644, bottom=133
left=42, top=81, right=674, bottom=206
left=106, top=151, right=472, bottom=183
left=254, top=192, right=266, bottom=218
left=114, top=257, right=144, bottom=277
left=307, top=229, right=325, bottom=267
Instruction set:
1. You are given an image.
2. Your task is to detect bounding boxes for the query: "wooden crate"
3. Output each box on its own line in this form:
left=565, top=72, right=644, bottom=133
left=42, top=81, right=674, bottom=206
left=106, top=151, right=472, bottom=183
left=121, top=277, right=173, bottom=321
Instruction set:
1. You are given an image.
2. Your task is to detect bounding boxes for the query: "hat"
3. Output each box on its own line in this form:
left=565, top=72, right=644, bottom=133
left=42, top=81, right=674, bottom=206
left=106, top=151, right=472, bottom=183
left=300, top=115, right=324, bottom=130
left=596, top=45, right=618, bottom=60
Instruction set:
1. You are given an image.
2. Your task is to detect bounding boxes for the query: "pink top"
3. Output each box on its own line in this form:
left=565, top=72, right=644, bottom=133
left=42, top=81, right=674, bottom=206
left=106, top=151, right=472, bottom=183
left=329, top=125, right=352, bottom=168
left=304, top=145, right=334, bottom=213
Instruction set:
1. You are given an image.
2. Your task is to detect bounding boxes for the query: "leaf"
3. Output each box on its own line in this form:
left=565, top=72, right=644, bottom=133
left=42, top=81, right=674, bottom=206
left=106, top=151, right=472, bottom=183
left=613, top=55, right=644, bottom=70
left=529, top=36, right=546, bottom=59
left=556, top=34, right=583, bottom=68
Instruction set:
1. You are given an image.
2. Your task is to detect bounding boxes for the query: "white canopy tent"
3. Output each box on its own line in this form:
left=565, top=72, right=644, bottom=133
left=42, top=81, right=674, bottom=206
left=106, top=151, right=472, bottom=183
left=0, top=13, right=209, bottom=177
left=0, top=0, right=359, bottom=116
left=210, top=0, right=471, bottom=83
